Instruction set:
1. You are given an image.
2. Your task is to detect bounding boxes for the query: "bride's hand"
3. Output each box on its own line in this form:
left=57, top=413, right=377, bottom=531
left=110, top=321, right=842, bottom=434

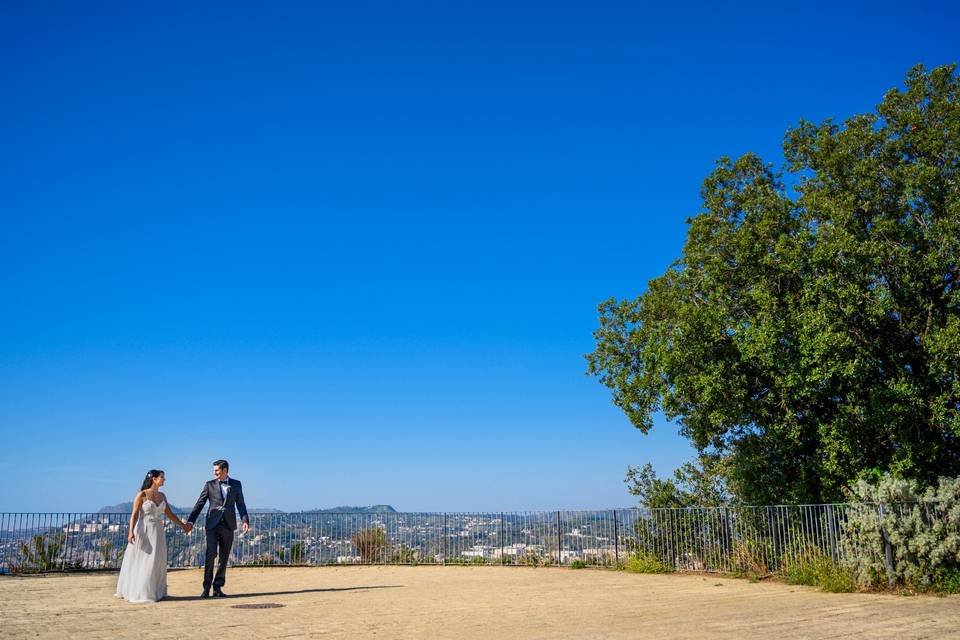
left=182, top=523, right=193, bottom=534
left=128, top=531, right=136, bottom=544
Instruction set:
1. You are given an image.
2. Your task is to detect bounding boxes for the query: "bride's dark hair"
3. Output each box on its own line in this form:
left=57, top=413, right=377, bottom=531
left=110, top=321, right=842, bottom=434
left=140, top=469, right=164, bottom=491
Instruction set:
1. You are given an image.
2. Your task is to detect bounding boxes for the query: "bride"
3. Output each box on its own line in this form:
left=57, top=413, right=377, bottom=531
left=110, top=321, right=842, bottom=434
left=115, top=469, right=192, bottom=603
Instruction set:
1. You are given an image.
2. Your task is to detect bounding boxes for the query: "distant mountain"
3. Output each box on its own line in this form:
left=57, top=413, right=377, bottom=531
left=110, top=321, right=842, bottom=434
left=301, top=505, right=397, bottom=514
left=97, top=502, right=392, bottom=514
left=98, top=501, right=188, bottom=514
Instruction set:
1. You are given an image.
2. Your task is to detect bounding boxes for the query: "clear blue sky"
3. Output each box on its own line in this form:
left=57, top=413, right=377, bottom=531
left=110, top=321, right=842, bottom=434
left=1, top=1, right=957, bottom=512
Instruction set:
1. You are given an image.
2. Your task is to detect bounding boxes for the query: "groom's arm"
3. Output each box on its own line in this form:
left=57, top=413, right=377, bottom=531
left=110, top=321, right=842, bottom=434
left=187, top=483, right=209, bottom=525
left=235, top=480, right=249, bottom=526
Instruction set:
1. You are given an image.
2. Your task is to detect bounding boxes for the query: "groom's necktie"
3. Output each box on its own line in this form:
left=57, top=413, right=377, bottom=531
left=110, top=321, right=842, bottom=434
left=219, top=480, right=228, bottom=501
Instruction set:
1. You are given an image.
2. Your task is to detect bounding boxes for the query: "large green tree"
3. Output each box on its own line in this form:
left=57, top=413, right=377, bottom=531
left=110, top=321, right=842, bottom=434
left=588, top=64, right=960, bottom=504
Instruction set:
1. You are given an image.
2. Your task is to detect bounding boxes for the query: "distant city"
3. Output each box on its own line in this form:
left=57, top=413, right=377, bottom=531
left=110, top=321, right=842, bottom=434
left=1, top=505, right=625, bottom=571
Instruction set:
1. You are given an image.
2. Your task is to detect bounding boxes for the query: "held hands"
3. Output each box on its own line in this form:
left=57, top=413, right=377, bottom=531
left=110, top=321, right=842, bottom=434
left=182, top=523, right=193, bottom=534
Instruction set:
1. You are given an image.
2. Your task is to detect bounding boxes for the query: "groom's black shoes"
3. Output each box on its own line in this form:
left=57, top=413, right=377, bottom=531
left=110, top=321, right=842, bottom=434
left=200, top=589, right=210, bottom=598
left=213, top=588, right=227, bottom=598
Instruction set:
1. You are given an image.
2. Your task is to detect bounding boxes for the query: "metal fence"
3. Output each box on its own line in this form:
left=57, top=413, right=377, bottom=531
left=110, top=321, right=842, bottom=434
left=0, top=504, right=933, bottom=574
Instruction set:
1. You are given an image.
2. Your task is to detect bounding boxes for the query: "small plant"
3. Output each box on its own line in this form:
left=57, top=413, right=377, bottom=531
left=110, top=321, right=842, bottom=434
left=15, top=534, right=66, bottom=573
left=246, top=554, right=277, bottom=566
left=934, top=568, right=960, bottom=594
left=351, top=527, right=387, bottom=563
left=780, top=553, right=856, bottom=593
left=100, top=540, right=123, bottom=567
left=570, top=559, right=586, bottom=569
left=623, top=551, right=672, bottom=574
left=290, top=541, right=307, bottom=563
left=391, top=544, right=418, bottom=564
left=729, top=539, right=770, bottom=581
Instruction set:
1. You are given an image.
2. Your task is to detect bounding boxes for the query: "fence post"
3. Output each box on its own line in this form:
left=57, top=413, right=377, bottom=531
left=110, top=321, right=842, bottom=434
left=442, top=513, right=447, bottom=566
left=826, top=504, right=837, bottom=562
left=613, top=510, right=620, bottom=567
left=500, top=513, right=504, bottom=565
left=556, top=511, right=562, bottom=566
left=878, top=504, right=895, bottom=590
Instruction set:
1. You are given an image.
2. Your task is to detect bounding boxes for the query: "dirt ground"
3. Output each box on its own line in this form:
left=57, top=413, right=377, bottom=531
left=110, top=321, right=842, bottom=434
left=1, top=566, right=958, bottom=639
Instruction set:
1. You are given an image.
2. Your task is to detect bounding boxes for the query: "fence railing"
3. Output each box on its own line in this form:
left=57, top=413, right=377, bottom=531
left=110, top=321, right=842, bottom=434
left=0, top=504, right=938, bottom=574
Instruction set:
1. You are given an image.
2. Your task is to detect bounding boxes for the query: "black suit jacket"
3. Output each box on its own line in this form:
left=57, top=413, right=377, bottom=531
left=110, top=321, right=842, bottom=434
left=187, top=478, right=249, bottom=531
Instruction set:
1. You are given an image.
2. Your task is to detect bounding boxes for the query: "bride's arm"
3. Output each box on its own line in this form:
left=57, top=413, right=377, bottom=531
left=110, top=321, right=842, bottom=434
left=128, top=492, right=144, bottom=543
left=162, top=495, right=188, bottom=529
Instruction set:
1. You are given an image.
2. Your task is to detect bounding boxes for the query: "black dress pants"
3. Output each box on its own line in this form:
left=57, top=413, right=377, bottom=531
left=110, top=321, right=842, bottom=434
left=204, top=520, right=234, bottom=590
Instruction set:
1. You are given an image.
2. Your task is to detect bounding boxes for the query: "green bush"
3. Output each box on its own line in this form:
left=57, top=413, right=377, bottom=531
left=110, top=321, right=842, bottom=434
left=100, top=540, right=123, bottom=567
left=780, top=553, right=856, bottom=593
left=623, top=551, right=672, bottom=574
left=934, top=568, right=960, bottom=594
left=351, top=527, right=387, bottom=563
left=729, top=539, right=770, bottom=581
left=570, top=559, right=586, bottom=569
left=245, top=554, right=278, bottom=566
left=390, top=544, right=417, bottom=564
left=14, top=534, right=66, bottom=573
left=843, top=475, right=960, bottom=592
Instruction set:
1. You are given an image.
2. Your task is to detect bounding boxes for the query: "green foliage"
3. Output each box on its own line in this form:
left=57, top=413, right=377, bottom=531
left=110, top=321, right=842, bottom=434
left=246, top=553, right=278, bottom=566
left=780, top=553, right=857, bottom=593
left=625, top=457, right=729, bottom=508
left=623, top=551, right=673, bottom=574
left=570, top=559, right=586, bottom=569
left=274, top=541, right=307, bottom=564
left=729, top=539, right=770, bottom=580
left=391, top=545, right=418, bottom=564
left=934, top=567, right=960, bottom=593
left=842, top=474, right=960, bottom=591
left=290, top=541, right=306, bottom=563
left=351, top=527, right=387, bottom=563
left=15, top=534, right=66, bottom=572
left=444, top=555, right=489, bottom=565
left=99, top=540, right=122, bottom=567
left=588, top=64, right=960, bottom=504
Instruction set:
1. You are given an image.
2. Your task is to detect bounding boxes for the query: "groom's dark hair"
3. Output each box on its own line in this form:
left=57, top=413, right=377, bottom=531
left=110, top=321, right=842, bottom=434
left=213, top=459, right=229, bottom=471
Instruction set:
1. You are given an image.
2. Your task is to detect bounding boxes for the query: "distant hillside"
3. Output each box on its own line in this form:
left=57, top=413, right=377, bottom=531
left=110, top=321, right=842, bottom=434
left=98, top=501, right=188, bottom=514
left=97, top=502, right=393, bottom=514
left=301, top=505, right=397, bottom=514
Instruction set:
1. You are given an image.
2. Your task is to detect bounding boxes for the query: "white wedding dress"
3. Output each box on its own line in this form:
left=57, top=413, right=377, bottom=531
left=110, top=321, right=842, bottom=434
left=115, top=500, right=168, bottom=603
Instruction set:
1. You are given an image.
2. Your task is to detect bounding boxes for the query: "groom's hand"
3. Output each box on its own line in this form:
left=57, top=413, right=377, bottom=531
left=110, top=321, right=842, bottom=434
left=241, top=522, right=249, bottom=534
left=183, top=523, right=193, bottom=534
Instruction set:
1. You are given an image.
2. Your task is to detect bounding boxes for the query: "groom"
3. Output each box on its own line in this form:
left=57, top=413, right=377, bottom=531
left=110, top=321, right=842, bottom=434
left=187, top=459, right=249, bottom=598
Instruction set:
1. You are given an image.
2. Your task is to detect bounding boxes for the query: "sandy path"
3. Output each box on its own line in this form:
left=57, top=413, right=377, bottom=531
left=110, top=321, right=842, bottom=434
left=2, top=566, right=958, bottom=639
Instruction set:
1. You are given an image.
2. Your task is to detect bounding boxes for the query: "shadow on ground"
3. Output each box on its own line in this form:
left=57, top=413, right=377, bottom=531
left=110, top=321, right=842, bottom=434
left=164, top=585, right=404, bottom=601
